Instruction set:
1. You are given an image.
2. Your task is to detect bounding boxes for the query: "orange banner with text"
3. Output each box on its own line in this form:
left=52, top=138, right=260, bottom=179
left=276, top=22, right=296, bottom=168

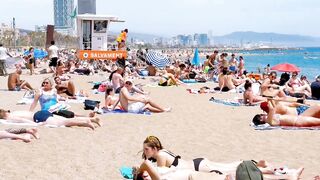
left=78, top=50, right=127, bottom=60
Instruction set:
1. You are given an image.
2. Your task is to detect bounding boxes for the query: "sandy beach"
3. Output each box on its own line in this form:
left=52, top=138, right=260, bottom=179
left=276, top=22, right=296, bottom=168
left=0, top=70, right=319, bottom=179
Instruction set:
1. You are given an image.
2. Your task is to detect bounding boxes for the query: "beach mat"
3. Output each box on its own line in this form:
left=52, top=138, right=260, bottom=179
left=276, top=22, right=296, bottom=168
left=250, top=122, right=320, bottom=130
left=101, top=108, right=151, bottom=115
left=209, top=97, right=243, bottom=106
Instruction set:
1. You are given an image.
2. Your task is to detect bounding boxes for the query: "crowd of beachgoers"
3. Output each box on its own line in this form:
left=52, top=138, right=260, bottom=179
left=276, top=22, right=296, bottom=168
left=1, top=40, right=320, bottom=179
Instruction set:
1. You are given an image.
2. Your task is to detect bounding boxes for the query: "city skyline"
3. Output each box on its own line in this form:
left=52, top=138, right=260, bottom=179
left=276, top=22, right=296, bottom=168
left=1, top=0, right=320, bottom=37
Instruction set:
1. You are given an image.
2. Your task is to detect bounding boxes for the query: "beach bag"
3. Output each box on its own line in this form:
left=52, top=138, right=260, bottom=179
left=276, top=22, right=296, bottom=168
left=84, top=100, right=100, bottom=110
left=53, top=110, right=75, bottom=118
left=236, top=160, right=263, bottom=180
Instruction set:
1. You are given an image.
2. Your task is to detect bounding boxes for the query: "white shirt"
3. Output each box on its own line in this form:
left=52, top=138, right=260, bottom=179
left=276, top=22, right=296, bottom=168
left=48, top=45, right=59, bottom=59
left=0, top=47, right=9, bottom=60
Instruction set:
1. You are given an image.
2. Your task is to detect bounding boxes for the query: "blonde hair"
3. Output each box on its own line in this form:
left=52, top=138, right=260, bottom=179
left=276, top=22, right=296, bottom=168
left=42, top=77, right=53, bottom=86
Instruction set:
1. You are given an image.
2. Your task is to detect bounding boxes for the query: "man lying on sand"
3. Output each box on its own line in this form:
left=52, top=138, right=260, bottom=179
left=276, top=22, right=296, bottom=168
left=114, top=79, right=171, bottom=113
left=54, top=76, right=76, bottom=99
left=0, top=128, right=39, bottom=143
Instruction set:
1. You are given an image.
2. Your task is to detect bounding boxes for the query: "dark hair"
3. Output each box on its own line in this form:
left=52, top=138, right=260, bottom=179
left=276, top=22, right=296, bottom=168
left=244, top=80, right=252, bottom=90
left=51, top=41, right=55, bottom=45
left=179, top=64, right=186, bottom=69
left=0, top=109, right=10, bottom=119
left=29, top=47, right=34, bottom=51
left=124, top=29, right=128, bottom=33
left=222, top=68, right=228, bottom=75
left=270, top=71, right=277, bottom=77
left=252, top=114, right=265, bottom=126
left=214, top=50, right=218, bottom=53
left=239, top=56, right=243, bottom=60
left=0, top=43, right=3, bottom=47
left=206, top=55, right=210, bottom=59
left=106, top=87, right=114, bottom=96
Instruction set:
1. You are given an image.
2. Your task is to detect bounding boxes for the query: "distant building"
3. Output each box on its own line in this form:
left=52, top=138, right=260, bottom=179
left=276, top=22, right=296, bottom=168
left=78, top=0, right=96, bottom=14
left=35, top=25, right=47, bottom=32
left=53, top=0, right=74, bottom=35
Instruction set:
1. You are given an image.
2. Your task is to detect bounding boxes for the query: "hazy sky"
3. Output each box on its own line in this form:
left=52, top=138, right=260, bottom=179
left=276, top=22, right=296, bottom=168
left=1, top=0, right=320, bottom=37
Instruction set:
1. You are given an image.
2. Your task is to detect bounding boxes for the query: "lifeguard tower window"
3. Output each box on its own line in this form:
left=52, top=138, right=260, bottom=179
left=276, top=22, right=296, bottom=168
left=82, top=20, right=92, bottom=50
left=94, top=20, right=108, bottom=33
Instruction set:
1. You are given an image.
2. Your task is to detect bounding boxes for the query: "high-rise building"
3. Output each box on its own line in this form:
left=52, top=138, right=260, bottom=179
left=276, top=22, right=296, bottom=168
left=78, top=0, right=96, bottom=14
left=54, top=0, right=74, bottom=35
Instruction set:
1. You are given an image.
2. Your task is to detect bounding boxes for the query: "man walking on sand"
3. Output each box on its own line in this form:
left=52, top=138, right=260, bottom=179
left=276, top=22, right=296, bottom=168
left=48, top=41, right=59, bottom=73
left=0, top=43, right=12, bottom=76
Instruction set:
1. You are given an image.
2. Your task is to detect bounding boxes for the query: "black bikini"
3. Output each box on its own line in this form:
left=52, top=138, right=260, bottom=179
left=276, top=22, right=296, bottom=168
left=162, top=150, right=222, bottom=174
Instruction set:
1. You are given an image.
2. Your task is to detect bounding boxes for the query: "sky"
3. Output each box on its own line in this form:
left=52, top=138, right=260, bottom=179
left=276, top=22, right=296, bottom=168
left=1, top=0, right=320, bottom=37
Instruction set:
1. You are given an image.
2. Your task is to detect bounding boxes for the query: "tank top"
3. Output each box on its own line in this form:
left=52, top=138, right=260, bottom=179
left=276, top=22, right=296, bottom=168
left=39, top=88, right=58, bottom=111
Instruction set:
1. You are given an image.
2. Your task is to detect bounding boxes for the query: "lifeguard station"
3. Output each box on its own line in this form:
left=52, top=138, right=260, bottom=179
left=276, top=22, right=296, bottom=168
left=76, top=14, right=127, bottom=61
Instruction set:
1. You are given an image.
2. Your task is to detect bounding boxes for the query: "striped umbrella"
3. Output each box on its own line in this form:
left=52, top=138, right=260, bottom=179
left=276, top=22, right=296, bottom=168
left=146, top=51, right=170, bottom=68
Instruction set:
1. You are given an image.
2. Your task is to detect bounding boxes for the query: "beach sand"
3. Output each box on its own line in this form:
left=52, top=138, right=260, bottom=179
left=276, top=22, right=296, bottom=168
left=0, top=70, right=319, bottom=179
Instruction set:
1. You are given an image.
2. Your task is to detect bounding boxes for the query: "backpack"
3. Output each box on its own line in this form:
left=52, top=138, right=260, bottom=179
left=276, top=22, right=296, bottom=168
left=236, top=160, right=263, bottom=180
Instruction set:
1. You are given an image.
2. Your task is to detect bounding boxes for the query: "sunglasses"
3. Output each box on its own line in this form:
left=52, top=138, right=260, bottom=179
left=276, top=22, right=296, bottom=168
left=42, top=81, right=49, bottom=85
left=125, top=82, right=132, bottom=85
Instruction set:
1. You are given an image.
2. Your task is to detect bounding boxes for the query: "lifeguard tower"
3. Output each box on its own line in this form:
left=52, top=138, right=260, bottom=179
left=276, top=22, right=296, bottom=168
left=76, top=14, right=127, bottom=61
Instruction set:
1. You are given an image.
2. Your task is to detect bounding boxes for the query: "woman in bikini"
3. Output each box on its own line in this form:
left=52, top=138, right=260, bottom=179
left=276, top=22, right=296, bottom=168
left=104, top=87, right=120, bottom=110
left=135, top=136, right=304, bottom=180
left=286, top=72, right=311, bottom=97
left=253, top=100, right=320, bottom=127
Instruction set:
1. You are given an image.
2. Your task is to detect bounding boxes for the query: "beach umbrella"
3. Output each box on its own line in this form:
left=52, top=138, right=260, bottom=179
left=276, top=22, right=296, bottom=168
left=146, top=51, right=170, bottom=68
left=191, top=48, right=201, bottom=66
left=271, top=63, right=300, bottom=72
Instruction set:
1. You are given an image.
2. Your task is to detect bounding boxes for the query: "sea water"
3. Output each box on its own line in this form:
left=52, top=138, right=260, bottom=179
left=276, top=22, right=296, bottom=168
left=242, top=47, right=320, bottom=80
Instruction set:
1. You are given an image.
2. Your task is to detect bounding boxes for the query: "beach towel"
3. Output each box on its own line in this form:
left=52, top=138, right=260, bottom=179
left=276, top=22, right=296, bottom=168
left=0, top=120, right=60, bottom=128
left=209, top=97, right=243, bottom=106
left=250, top=122, right=320, bottom=130
left=101, top=108, right=151, bottom=115
left=120, top=166, right=133, bottom=179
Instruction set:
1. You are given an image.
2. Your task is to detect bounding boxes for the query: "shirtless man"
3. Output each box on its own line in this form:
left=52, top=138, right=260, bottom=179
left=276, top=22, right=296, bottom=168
left=54, top=76, right=76, bottom=98
left=111, top=67, right=124, bottom=93
left=253, top=100, right=320, bottom=127
left=218, top=68, right=246, bottom=92
left=261, top=71, right=287, bottom=98
left=116, top=79, right=170, bottom=113
left=7, top=69, right=33, bottom=91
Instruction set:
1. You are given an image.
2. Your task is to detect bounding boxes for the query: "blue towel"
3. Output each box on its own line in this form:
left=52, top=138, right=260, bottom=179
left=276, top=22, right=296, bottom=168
left=210, top=98, right=241, bottom=106
left=120, top=166, right=133, bottom=179
left=102, top=108, right=152, bottom=115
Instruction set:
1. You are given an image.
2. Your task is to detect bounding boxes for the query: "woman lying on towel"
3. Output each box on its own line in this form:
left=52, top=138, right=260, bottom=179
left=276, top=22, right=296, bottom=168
left=0, top=128, right=39, bottom=143
left=135, top=136, right=303, bottom=179
left=253, top=100, right=320, bottom=127
left=134, top=160, right=304, bottom=180
left=0, top=109, right=101, bottom=130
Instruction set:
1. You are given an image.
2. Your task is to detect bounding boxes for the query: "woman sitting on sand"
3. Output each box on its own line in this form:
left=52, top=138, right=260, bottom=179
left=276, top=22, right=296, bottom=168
left=253, top=100, right=320, bottom=127
left=0, top=109, right=101, bottom=130
left=243, top=80, right=266, bottom=105
left=0, top=128, right=39, bottom=143
left=134, top=136, right=303, bottom=180
left=158, top=71, right=181, bottom=86
left=285, top=72, right=311, bottom=98
left=104, top=87, right=121, bottom=110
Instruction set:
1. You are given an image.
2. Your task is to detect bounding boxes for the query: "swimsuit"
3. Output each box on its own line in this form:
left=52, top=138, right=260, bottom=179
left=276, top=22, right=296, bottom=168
left=272, top=114, right=281, bottom=126
left=39, top=89, right=58, bottom=111
left=162, top=150, right=222, bottom=174
left=296, top=105, right=309, bottom=115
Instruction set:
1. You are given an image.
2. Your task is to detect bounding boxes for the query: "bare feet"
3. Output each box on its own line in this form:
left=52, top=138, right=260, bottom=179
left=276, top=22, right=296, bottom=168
left=291, top=167, right=304, bottom=180
left=91, top=117, right=102, bottom=127
left=86, top=120, right=95, bottom=130
left=21, top=134, right=32, bottom=143
left=89, top=112, right=96, bottom=118
left=164, top=107, right=172, bottom=112
left=27, top=128, right=40, bottom=139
